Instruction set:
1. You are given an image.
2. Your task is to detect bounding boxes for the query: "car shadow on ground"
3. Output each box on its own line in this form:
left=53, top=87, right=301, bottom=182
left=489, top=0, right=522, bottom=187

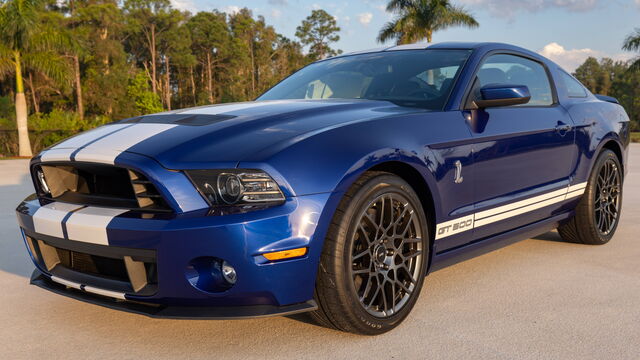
left=531, top=230, right=565, bottom=242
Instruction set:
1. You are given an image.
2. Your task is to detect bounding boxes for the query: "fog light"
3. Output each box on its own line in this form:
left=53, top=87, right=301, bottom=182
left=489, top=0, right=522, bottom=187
left=185, top=257, right=235, bottom=293
left=221, top=261, right=237, bottom=284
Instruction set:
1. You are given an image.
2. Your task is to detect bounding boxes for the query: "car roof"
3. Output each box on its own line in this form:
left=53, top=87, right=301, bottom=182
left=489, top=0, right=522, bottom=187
left=334, top=42, right=541, bottom=60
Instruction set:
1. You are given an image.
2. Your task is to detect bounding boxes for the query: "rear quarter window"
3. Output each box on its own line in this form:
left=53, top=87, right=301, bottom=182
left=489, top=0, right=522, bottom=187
left=559, top=71, right=588, bottom=98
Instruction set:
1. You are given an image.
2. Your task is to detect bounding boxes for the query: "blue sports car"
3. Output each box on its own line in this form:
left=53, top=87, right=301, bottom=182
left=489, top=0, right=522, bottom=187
left=16, top=42, right=629, bottom=334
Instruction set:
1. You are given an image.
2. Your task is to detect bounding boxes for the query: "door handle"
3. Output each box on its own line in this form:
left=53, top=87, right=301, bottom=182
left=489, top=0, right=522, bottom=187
left=555, top=122, right=572, bottom=136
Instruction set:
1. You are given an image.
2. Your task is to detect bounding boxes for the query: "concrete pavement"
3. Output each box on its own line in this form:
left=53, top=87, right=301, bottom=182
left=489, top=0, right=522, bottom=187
left=1, top=147, right=639, bottom=359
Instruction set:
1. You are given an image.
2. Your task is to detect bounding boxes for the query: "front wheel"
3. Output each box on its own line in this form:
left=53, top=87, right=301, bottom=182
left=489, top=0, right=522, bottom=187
left=558, top=149, right=623, bottom=245
left=310, top=172, right=429, bottom=335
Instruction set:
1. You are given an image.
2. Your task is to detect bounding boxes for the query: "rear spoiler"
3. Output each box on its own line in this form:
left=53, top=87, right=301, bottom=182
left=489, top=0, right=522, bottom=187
left=595, top=94, right=619, bottom=104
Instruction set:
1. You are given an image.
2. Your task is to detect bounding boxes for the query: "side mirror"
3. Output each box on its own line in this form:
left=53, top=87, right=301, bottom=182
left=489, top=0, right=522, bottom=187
left=473, top=84, right=531, bottom=109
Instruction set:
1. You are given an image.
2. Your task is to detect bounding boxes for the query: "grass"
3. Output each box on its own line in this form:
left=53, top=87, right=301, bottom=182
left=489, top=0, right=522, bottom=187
left=632, top=132, right=640, bottom=143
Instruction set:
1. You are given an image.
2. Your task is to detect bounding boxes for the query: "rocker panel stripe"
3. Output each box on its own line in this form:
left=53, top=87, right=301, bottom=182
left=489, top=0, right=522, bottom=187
left=435, top=182, right=588, bottom=240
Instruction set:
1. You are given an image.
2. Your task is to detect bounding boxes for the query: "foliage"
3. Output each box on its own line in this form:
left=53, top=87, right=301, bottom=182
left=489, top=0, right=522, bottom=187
left=127, top=71, right=164, bottom=114
left=573, top=57, right=640, bottom=129
left=623, top=28, right=640, bottom=71
left=295, top=9, right=341, bottom=60
left=378, top=0, right=478, bottom=44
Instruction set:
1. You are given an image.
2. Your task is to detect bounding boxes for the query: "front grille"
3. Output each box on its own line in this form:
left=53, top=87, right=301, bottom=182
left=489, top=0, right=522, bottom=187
left=33, top=163, right=171, bottom=212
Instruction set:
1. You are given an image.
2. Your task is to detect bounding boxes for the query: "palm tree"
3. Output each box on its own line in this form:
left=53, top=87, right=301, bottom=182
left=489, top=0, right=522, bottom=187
left=378, top=0, right=479, bottom=45
left=623, top=28, right=640, bottom=71
left=0, top=0, right=69, bottom=156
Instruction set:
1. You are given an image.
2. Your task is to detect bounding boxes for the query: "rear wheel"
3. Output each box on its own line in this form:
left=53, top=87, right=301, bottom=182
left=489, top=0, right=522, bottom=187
left=310, top=172, right=429, bottom=335
left=558, top=149, right=623, bottom=245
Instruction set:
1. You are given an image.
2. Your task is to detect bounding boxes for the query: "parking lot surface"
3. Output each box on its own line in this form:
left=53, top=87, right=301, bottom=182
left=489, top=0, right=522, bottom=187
left=1, top=146, right=639, bottom=359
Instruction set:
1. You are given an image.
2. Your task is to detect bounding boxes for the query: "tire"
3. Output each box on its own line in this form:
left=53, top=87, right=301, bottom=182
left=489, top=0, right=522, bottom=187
left=310, top=171, right=430, bottom=335
left=558, top=149, right=623, bottom=245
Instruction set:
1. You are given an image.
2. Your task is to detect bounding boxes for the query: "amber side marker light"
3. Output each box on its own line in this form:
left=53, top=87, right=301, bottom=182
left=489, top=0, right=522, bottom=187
left=263, top=247, right=307, bottom=261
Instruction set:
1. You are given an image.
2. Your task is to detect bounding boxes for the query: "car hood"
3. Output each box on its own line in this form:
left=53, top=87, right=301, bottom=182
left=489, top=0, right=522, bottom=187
left=41, top=99, right=424, bottom=169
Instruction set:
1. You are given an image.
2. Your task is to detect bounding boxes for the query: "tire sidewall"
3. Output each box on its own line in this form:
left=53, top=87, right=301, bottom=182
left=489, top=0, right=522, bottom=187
left=583, top=150, right=623, bottom=243
left=333, top=174, right=429, bottom=333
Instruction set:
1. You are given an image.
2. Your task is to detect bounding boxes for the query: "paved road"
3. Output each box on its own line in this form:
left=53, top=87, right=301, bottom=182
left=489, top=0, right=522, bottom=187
left=1, top=146, right=639, bottom=360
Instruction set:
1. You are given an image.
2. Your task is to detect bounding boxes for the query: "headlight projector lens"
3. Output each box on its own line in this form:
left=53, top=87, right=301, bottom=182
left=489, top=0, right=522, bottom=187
left=217, top=173, right=243, bottom=204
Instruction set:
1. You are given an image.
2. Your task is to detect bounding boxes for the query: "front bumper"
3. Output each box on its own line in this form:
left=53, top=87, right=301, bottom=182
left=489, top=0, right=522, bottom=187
left=30, top=269, right=317, bottom=319
left=16, top=192, right=332, bottom=317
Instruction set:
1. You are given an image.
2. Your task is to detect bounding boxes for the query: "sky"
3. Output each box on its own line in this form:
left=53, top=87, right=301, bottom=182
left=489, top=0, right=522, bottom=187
left=170, top=0, right=640, bottom=72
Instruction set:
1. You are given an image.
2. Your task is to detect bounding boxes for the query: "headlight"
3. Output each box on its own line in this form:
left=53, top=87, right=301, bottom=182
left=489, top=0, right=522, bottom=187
left=185, top=169, right=286, bottom=207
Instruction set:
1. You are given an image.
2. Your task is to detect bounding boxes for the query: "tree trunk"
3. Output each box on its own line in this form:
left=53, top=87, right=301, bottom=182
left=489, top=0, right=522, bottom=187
left=190, top=65, right=196, bottom=106
left=14, top=51, right=32, bottom=157
left=164, top=56, right=171, bottom=110
left=426, top=31, right=432, bottom=43
left=73, top=55, right=84, bottom=120
left=150, top=24, right=157, bottom=94
left=249, top=38, right=256, bottom=98
left=206, top=52, right=213, bottom=103
left=27, top=73, right=39, bottom=114
left=100, top=27, right=110, bottom=74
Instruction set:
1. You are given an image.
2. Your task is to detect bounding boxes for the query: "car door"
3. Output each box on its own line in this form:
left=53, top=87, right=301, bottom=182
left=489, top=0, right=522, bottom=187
left=464, top=53, right=577, bottom=240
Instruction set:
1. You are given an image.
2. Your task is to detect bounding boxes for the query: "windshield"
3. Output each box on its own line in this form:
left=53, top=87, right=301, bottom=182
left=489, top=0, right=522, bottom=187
left=258, top=49, right=472, bottom=110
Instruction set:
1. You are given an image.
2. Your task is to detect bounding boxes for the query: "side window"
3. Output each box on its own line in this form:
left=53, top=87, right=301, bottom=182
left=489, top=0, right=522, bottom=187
left=473, top=54, right=554, bottom=106
left=559, top=71, right=588, bottom=98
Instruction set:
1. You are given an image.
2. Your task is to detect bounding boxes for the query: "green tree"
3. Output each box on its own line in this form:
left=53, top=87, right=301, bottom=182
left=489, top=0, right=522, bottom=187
left=127, top=71, right=163, bottom=114
left=75, top=0, right=132, bottom=118
left=623, top=28, right=640, bottom=71
left=123, top=0, right=173, bottom=95
left=187, top=11, right=229, bottom=104
left=573, top=57, right=601, bottom=92
left=574, top=57, right=640, bottom=130
left=0, top=0, right=70, bottom=156
left=295, top=9, right=341, bottom=61
left=156, top=10, right=191, bottom=110
left=378, top=0, right=478, bottom=44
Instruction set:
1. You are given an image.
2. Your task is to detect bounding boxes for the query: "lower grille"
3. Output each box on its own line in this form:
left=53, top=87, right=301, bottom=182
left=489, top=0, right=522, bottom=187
left=25, top=234, right=158, bottom=296
left=56, top=248, right=130, bottom=282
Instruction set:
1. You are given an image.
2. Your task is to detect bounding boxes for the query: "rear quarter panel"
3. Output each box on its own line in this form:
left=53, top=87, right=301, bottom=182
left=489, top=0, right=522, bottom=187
left=561, top=97, right=630, bottom=182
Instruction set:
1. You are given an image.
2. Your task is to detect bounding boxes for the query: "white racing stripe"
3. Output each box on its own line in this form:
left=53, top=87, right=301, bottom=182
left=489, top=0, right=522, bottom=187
left=40, top=148, right=77, bottom=163
left=74, top=123, right=177, bottom=164
left=436, top=182, right=588, bottom=240
left=32, top=202, right=85, bottom=238
left=39, top=124, right=131, bottom=162
left=65, top=207, right=128, bottom=245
